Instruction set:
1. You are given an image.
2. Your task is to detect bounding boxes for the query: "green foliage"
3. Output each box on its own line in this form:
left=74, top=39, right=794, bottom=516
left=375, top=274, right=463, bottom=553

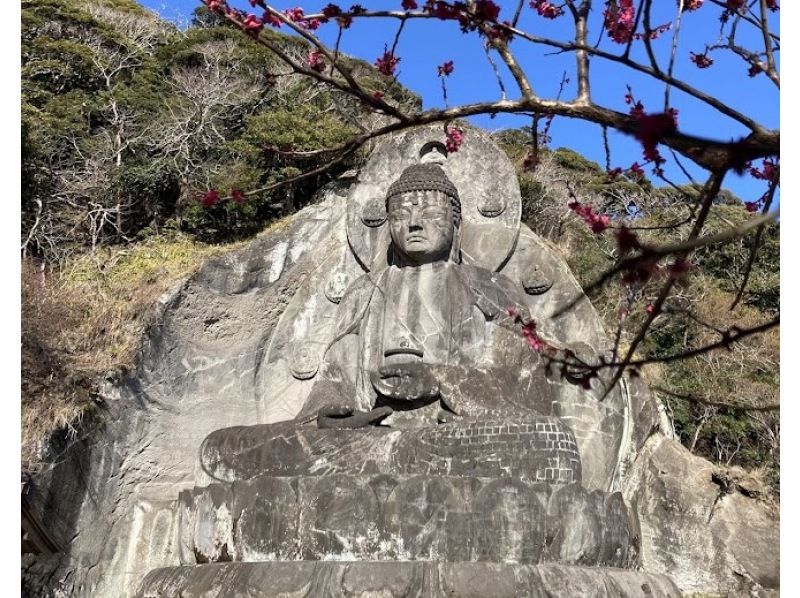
left=110, top=163, right=181, bottom=231
left=551, top=147, right=604, bottom=173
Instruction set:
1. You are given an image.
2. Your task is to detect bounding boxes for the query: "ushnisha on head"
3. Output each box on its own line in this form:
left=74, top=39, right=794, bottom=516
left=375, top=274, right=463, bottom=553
left=385, top=163, right=462, bottom=266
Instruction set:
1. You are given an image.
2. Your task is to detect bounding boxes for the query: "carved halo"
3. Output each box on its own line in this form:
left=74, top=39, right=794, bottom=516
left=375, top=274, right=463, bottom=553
left=346, top=125, right=522, bottom=272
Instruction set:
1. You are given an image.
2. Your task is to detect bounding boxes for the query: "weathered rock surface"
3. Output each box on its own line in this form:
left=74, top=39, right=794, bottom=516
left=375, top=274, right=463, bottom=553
left=176, top=475, right=638, bottom=567
left=137, top=562, right=682, bottom=598
left=624, top=434, right=779, bottom=595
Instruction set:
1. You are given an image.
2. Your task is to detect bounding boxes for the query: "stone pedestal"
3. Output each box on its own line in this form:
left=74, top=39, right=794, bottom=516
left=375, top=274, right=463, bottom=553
left=138, top=562, right=681, bottom=597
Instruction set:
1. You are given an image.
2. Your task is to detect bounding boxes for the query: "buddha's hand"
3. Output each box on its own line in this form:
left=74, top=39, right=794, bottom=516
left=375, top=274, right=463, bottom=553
left=317, top=405, right=393, bottom=429
left=370, top=362, right=440, bottom=401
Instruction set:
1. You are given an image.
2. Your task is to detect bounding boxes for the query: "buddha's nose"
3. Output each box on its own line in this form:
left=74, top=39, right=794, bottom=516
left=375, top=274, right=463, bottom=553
left=408, top=209, right=422, bottom=228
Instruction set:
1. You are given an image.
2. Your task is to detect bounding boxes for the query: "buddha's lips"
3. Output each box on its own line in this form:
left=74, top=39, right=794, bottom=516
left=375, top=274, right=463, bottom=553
left=406, top=235, right=427, bottom=243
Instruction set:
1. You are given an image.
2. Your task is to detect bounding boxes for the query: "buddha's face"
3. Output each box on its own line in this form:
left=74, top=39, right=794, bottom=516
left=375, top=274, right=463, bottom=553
left=388, top=190, right=455, bottom=266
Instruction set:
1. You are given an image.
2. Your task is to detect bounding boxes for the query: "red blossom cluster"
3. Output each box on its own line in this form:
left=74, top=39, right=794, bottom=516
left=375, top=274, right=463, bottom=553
left=683, top=0, right=703, bottom=10
left=628, top=162, right=645, bottom=177
left=375, top=51, right=400, bottom=76
left=474, top=0, right=501, bottom=21
left=242, top=13, right=264, bottom=35
left=747, top=63, right=762, bottom=78
left=445, top=126, right=464, bottom=152
left=421, top=0, right=504, bottom=36
left=201, top=188, right=249, bottom=207
left=202, top=189, right=220, bottom=207
left=530, top=0, right=564, bottom=19
left=402, top=0, right=418, bottom=9
left=767, top=0, right=779, bottom=11
left=307, top=50, right=327, bottom=73
left=372, top=90, right=385, bottom=99
left=262, top=11, right=282, bottom=28
left=283, top=6, right=304, bottom=21
left=206, top=0, right=226, bottom=11
left=748, top=158, right=779, bottom=184
left=424, top=0, right=465, bottom=21
left=231, top=189, right=246, bottom=204
left=437, top=60, right=454, bottom=76
left=603, top=0, right=635, bottom=43
left=603, top=1, right=670, bottom=43
left=322, top=3, right=341, bottom=17
left=320, top=3, right=358, bottom=27
left=690, top=51, right=713, bottom=68
left=626, top=90, right=678, bottom=170
left=568, top=200, right=611, bottom=234
left=488, top=21, right=513, bottom=42
left=281, top=7, right=322, bottom=30
left=505, top=308, right=549, bottom=352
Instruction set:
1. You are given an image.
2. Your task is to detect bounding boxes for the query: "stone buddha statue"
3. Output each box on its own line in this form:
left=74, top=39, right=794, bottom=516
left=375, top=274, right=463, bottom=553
left=136, top=129, right=681, bottom=597
left=199, top=160, right=576, bottom=484
left=294, top=161, right=558, bottom=429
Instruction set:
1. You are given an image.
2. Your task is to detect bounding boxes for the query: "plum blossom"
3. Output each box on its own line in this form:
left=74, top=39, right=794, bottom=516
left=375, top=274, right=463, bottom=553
left=568, top=201, right=611, bottom=234
left=402, top=0, right=418, bottom=9
left=690, top=51, right=713, bottom=68
left=445, top=126, right=464, bottom=152
left=684, top=0, right=703, bottom=10
left=530, top=0, right=564, bottom=19
left=505, top=307, right=549, bottom=353
left=262, top=11, right=282, bottom=27
left=424, top=1, right=463, bottom=21
left=626, top=91, right=678, bottom=168
left=231, top=189, right=246, bottom=204
left=474, top=0, right=501, bottom=22
left=202, top=189, right=220, bottom=207
left=242, top=13, right=264, bottom=34
left=375, top=51, right=400, bottom=76
left=283, top=6, right=304, bottom=21
left=437, top=60, right=454, bottom=76
left=603, top=0, right=635, bottom=43
left=307, top=50, right=327, bottom=72
left=322, top=3, right=342, bottom=18
left=628, top=162, right=645, bottom=177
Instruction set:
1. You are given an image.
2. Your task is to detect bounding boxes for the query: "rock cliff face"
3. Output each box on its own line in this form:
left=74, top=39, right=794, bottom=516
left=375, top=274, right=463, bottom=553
left=23, top=131, right=778, bottom=598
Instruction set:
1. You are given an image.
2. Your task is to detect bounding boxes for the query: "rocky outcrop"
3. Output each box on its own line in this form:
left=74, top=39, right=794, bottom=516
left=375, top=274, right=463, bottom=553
left=624, top=434, right=779, bottom=596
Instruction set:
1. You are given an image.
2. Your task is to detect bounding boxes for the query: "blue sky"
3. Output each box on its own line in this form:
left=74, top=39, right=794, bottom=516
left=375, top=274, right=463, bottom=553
left=143, top=0, right=779, bottom=204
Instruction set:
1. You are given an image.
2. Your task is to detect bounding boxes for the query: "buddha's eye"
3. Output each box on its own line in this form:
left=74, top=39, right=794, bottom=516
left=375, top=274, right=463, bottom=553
left=422, top=209, right=448, bottom=220
left=390, top=209, right=411, bottom=222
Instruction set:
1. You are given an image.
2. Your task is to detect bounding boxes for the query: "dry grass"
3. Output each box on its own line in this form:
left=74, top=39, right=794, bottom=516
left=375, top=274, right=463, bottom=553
left=21, top=234, right=236, bottom=471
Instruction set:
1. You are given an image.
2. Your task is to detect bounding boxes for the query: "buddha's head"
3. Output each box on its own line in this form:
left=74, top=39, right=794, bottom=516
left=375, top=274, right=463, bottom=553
left=385, top=163, right=462, bottom=266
